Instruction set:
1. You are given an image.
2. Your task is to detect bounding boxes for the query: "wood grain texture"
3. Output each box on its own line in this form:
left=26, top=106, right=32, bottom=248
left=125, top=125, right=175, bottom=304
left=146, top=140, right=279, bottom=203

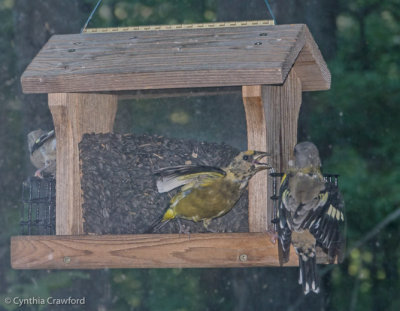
left=242, top=85, right=269, bottom=232
left=10, top=233, right=299, bottom=269
left=293, top=25, right=331, bottom=91
left=242, top=70, right=302, bottom=232
left=21, top=24, right=329, bottom=93
left=48, top=93, right=118, bottom=235
left=243, top=70, right=302, bottom=233
left=117, top=86, right=241, bottom=100
left=263, top=70, right=302, bottom=177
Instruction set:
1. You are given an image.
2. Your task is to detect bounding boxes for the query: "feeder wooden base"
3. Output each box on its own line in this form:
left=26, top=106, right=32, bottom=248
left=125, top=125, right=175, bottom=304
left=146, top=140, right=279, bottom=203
left=11, top=233, right=299, bottom=269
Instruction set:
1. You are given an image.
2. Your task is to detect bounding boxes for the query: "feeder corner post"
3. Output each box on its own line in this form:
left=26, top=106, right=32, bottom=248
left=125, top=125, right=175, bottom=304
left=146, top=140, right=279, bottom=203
left=242, top=69, right=302, bottom=233
left=48, top=93, right=118, bottom=235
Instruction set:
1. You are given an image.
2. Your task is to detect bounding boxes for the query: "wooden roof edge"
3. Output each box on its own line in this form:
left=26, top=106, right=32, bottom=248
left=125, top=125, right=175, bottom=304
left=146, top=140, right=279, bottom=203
left=20, top=24, right=330, bottom=94
left=291, top=25, right=331, bottom=91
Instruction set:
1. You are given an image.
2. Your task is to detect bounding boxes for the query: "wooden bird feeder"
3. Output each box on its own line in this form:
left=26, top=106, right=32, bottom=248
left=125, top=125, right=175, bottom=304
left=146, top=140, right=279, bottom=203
left=11, top=21, right=331, bottom=269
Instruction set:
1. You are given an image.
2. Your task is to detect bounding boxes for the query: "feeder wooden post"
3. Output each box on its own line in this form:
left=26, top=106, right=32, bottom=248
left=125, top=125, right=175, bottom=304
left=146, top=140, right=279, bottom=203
left=243, top=70, right=302, bottom=233
left=48, top=93, right=118, bottom=235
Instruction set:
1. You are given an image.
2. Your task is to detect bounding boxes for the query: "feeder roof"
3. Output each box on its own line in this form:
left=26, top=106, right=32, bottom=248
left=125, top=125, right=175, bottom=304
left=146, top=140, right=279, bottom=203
left=21, top=23, right=330, bottom=94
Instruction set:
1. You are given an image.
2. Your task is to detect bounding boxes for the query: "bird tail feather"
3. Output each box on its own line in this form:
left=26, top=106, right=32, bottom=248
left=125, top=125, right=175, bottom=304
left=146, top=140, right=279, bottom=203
left=298, top=254, right=320, bottom=295
left=144, top=214, right=170, bottom=233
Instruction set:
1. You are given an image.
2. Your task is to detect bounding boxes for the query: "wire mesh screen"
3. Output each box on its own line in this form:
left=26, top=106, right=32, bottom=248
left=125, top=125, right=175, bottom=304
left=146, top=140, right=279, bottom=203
left=21, top=177, right=56, bottom=235
left=323, top=174, right=340, bottom=186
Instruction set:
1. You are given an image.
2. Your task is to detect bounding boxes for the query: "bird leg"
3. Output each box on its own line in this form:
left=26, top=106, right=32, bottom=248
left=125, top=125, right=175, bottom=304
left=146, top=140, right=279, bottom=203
left=34, top=160, right=52, bottom=179
left=266, top=228, right=278, bottom=244
left=34, top=167, right=45, bottom=179
left=202, top=219, right=218, bottom=233
left=177, top=218, right=191, bottom=238
left=267, top=217, right=279, bottom=244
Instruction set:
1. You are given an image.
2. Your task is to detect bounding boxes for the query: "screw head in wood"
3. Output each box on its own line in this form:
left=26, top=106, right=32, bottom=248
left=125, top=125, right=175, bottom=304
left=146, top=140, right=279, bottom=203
left=63, top=256, right=71, bottom=264
left=254, top=42, right=262, bottom=46
left=239, top=254, right=248, bottom=262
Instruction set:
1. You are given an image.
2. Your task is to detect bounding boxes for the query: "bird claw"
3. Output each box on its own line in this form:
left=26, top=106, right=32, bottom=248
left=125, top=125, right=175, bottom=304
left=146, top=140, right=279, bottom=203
left=34, top=169, right=44, bottom=179
left=179, top=224, right=191, bottom=234
left=179, top=225, right=191, bottom=240
left=177, top=219, right=191, bottom=238
left=267, top=229, right=278, bottom=244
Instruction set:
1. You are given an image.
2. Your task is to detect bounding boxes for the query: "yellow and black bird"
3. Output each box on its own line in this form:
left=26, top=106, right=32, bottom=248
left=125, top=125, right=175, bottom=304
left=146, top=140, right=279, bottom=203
left=277, top=142, right=345, bottom=294
left=150, top=150, right=271, bottom=232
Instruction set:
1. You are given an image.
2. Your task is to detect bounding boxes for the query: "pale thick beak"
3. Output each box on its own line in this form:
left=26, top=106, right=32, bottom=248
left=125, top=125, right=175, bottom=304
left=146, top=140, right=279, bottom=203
left=253, top=151, right=271, bottom=170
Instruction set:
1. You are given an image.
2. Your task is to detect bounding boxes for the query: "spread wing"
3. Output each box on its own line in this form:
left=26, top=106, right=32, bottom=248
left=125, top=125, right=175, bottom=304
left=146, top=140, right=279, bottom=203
left=277, top=174, right=346, bottom=264
left=277, top=174, right=293, bottom=264
left=307, top=183, right=346, bottom=263
left=155, top=165, right=226, bottom=193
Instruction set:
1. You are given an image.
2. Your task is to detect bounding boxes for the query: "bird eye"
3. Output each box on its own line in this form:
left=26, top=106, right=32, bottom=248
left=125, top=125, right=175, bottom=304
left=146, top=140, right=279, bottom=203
left=243, top=155, right=249, bottom=161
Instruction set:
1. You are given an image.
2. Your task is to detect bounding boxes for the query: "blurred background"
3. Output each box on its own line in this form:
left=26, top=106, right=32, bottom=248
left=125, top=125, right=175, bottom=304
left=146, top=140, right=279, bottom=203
left=1, top=0, right=399, bottom=310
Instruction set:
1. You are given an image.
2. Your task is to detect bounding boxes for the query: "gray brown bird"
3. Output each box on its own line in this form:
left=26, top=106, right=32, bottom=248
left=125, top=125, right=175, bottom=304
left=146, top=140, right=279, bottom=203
left=27, top=129, right=56, bottom=178
left=277, top=142, right=345, bottom=294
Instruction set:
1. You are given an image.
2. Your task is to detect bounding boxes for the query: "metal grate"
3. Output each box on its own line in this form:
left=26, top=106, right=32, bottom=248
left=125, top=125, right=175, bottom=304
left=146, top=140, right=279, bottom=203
left=21, top=177, right=56, bottom=235
left=323, top=174, right=340, bottom=186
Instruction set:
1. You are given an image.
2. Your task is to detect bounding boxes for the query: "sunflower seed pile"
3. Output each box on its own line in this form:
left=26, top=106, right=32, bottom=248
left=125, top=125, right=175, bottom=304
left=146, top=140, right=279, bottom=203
left=80, top=133, right=249, bottom=234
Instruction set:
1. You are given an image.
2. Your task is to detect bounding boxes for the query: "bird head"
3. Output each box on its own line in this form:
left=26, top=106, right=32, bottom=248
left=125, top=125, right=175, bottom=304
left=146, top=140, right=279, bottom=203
left=293, top=142, right=321, bottom=169
left=225, top=150, right=271, bottom=184
left=27, top=129, right=46, bottom=154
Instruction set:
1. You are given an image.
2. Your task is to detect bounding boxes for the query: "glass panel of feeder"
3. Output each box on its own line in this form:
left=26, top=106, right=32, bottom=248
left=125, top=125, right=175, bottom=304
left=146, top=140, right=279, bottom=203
left=114, top=86, right=246, bottom=150
left=80, top=87, right=251, bottom=235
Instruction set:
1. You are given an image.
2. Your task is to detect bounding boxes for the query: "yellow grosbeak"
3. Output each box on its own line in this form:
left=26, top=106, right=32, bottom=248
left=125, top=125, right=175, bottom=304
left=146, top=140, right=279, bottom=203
left=277, top=142, right=345, bottom=294
left=151, top=150, right=270, bottom=231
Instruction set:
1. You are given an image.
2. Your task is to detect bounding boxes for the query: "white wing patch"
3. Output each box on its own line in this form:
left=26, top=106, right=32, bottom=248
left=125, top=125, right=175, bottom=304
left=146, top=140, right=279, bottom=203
left=156, top=175, right=187, bottom=193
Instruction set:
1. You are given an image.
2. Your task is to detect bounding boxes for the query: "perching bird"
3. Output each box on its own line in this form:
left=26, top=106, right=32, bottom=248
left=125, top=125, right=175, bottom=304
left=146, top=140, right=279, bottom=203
left=27, top=129, right=56, bottom=178
left=277, top=142, right=345, bottom=295
left=150, top=150, right=271, bottom=232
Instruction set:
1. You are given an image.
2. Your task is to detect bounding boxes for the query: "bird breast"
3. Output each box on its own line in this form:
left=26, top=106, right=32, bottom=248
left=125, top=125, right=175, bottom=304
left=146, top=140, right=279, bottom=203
left=174, top=179, right=241, bottom=221
left=289, top=173, right=324, bottom=205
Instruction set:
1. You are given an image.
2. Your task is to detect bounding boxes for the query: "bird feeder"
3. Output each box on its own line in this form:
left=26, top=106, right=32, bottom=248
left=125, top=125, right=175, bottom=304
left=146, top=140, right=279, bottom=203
left=11, top=21, right=331, bottom=269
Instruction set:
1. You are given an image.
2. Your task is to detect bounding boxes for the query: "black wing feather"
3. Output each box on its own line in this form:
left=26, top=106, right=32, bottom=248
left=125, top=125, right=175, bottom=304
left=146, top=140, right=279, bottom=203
left=308, top=182, right=345, bottom=263
left=155, top=165, right=225, bottom=177
left=277, top=174, right=292, bottom=264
